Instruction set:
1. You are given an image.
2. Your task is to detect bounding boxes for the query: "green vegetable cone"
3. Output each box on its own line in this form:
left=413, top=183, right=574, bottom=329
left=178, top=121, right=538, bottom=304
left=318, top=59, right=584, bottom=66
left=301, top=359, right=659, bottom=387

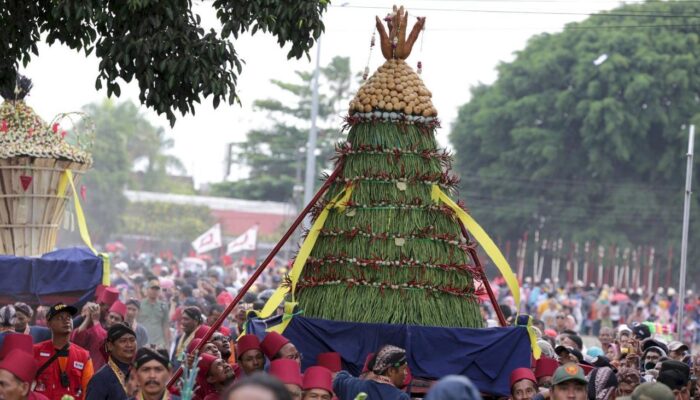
left=296, top=6, right=483, bottom=328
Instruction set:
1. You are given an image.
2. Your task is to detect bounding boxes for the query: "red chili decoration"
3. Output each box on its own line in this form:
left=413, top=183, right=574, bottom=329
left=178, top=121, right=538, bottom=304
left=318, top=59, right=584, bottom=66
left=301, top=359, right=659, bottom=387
left=52, top=123, right=59, bottom=133
left=0, top=120, right=7, bottom=132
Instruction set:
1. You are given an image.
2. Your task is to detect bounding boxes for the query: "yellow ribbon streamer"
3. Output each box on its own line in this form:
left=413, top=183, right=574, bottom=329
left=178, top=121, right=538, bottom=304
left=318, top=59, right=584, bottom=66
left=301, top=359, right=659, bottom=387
left=432, top=185, right=520, bottom=311
left=65, top=170, right=111, bottom=285
left=520, top=315, right=542, bottom=360
left=260, top=185, right=354, bottom=318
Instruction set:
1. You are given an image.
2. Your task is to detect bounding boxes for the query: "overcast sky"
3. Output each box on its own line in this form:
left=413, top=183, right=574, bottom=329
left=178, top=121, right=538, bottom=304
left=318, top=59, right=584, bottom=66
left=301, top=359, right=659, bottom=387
left=18, top=0, right=633, bottom=188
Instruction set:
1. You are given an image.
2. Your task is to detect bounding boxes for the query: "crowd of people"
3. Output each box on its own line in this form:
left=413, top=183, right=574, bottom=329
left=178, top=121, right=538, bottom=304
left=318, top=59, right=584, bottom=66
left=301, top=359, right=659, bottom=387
left=0, top=254, right=697, bottom=400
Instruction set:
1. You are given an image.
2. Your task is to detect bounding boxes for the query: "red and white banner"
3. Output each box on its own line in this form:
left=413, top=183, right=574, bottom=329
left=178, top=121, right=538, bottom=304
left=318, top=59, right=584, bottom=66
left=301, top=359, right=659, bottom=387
left=192, top=224, right=222, bottom=254
left=227, top=225, right=258, bottom=255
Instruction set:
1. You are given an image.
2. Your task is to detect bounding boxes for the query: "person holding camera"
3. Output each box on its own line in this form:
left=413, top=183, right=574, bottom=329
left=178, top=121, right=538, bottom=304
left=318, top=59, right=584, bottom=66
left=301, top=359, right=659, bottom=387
left=34, top=303, right=94, bottom=400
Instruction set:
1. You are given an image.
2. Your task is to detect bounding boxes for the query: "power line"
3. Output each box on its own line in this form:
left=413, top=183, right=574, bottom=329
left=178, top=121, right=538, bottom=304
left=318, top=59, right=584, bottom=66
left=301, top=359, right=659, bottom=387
left=334, top=4, right=700, bottom=18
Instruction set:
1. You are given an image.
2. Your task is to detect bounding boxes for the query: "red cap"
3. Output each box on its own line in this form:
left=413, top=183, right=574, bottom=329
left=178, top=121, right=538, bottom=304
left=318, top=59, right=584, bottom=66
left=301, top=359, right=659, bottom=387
left=269, top=359, right=303, bottom=387
left=302, top=366, right=333, bottom=393
left=0, top=334, right=33, bottom=360
left=237, top=335, right=262, bottom=359
left=510, top=367, right=536, bottom=388
left=534, top=356, right=559, bottom=379
left=98, top=287, right=119, bottom=306
left=196, top=353, right=217, bottom=384
left=0, top=349, right=37, bottom=383
left=544, top=329, right=557, bottom=338
left=187, top=338, right=203, bottom=354
left=260, top=332, right=290, bottom=359
left=316, top=352, right=342, bottom=373
left=109, top=301, right=127, bottom=320
left=194, top=325, right=211, bottom=340
left=95, top=284, right=106, bottom=301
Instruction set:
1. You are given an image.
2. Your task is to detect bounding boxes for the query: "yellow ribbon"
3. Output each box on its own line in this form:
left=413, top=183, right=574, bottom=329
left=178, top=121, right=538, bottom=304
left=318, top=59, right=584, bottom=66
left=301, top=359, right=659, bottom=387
left=65, top=170, right=111, bottom=285
left=431, top=185, right=520, bottom=311
left=518, top=315, right=542, bottom=359
left=260, top=185, right=354, bottom=318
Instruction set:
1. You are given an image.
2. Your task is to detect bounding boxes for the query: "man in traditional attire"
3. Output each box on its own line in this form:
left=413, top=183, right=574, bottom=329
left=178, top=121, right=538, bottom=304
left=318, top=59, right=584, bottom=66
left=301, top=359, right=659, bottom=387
left=233, top=335, right=264, bottom=379
left=85, top=323, right=137, bottom=400
left=333, top=345, right=410, bottom=400
left=195, top=354, right=235, bottom=400
left=302, top=366, right=333, bottom=400
left=0, top=349, right=44, bottom=400
left=171, top=307, right=202, bottom=370
left=269, top=359, right=302, bottom=400
left=34, top=303, right=94, bottom=400
left=130, top=347, right=178, bottom=400
left=260, top=332, right=300, bottom=364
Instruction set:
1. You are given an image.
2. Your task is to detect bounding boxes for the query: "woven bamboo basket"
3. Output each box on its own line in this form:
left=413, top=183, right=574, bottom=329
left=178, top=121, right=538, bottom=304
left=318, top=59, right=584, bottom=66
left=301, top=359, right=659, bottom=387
left=0, top=77, right=93, bottom=256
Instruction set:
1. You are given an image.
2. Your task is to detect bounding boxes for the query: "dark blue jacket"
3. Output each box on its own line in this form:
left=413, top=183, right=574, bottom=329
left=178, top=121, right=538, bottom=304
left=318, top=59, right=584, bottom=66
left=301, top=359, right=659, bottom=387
left=333, top=371, right=410, bottom=400
left=86, top=357, right=130, bottom=400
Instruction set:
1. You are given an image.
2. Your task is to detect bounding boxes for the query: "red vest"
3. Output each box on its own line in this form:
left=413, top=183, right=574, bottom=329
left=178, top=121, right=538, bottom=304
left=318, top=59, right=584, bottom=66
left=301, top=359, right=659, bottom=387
left=33, top=340, right=90, bottom=400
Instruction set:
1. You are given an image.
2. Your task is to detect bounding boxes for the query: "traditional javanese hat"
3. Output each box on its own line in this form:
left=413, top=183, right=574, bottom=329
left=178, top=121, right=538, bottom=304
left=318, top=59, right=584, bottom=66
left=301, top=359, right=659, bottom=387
left=269, top=359, right=303, bottom=387
left=260, top=332, right=290, bottom=359
left=302, top=366, right=333, bottom=393
left=0, top=349, right=38, bottom=383
left=236, top=335, right=262, bottom=359
left=108, top=301, right=127, bottom=320
left=316, top=352, right=342, bottom=373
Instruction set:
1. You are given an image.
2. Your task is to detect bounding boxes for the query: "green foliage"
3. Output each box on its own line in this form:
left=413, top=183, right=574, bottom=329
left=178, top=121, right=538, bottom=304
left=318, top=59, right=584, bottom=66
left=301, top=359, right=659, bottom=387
left=81, top=99, right=190, bottom=241
left=80, top=100, right=131, bottom=242
left=297, top=122, right=483, bottom=328
left=120, top=201, right=214, bottom=241
left=0, top=0, right=327, bottom=126
left=450, top=0, right=700, bottom=276
left=211, top=56, right=354, bottom=202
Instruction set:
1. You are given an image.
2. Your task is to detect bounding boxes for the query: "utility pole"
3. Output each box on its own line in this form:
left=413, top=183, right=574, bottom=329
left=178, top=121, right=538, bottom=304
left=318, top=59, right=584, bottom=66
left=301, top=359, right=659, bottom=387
left=303, top=38, right=322, bottom=210
left=677, top=124, right=694, bottom=341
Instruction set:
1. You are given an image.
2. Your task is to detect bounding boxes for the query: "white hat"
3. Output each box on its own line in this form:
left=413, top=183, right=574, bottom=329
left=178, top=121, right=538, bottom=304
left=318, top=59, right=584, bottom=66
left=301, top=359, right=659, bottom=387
left=114, top=261, right=128, bottom=272
left=667, top=287, right=676, bottom=296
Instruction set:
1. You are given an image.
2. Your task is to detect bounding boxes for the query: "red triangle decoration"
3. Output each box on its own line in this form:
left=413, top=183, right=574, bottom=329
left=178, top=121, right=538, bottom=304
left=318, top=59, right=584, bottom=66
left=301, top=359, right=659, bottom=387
left=20, top=175, right=32, bottom=191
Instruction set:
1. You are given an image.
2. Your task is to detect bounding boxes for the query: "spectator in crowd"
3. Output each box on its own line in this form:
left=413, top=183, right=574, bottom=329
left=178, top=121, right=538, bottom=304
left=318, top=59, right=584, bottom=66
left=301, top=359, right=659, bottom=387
left=139, top=279, right=171, bottom=349
left=615, top=368, right=642, bottom=398
left=657, top=360, right=691, bottom=400
left=510, top=368, right=538, bottom=400
left=0, top=305, right=17, bottom=350
left=125, top=299, right=149, bottom=349
left=13, top=302, right=50, bottom=343
left=550, top=363, right=587, bottom=400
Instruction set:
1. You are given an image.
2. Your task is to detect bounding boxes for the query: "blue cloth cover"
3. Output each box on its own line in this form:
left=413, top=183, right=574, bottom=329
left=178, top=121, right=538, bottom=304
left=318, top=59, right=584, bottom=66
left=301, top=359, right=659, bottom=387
left=247, top=316, right=531, bottom=396
left=0, top=247, right=102, bottom=305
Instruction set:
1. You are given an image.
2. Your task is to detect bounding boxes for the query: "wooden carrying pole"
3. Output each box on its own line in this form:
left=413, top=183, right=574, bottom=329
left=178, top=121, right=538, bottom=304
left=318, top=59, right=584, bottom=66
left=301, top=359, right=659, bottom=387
left=166, top=164, right=343, bottom=389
